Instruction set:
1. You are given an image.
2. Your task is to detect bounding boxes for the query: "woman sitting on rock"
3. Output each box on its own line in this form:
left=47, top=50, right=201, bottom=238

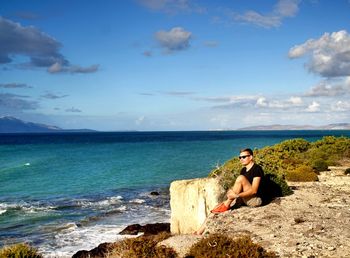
left=195, top=148, right=264, bottom=235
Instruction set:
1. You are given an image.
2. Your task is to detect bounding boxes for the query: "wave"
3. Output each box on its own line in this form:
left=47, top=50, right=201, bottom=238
left=38, top=224, right=128, bottom=258
left=0, top=203, right=7, bottom=215
left=129, top=198, right=146, bottom=204
left=39, top=222, right=79, bottom=234
left=0, top=194, right=126, bottom=219
left=74, top=195, right=123, bottom=209
left=0, top=202, right=57, bottom=215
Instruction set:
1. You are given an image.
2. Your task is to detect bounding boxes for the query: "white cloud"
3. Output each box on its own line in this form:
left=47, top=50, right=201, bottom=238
left=306, top=101, right=320, bottom=112
left=233, top=0, right=300, bottom=28
left=331, top=100, right=350, bottom=111
left=138, top=0, right=205, bottom=14
left=289, top=30, right=350, bottom=77
left=48, top=62, right=62, bottom=73
left=304, top=79, right=350, bottom=97
left=48, top=62, right=99, bottom=74
left=234, top=11, right=281, bottom=28
left=256, top=96, right=303, bottom=109
left=155, top=27, right=192, bottom=53
left=288, top=96, right=303, bottom=105
left=135, top=116, right=146, bottom=125
left=275, top=0, right=300, bottom=17
left=209, top=114, right=231, bottom=128
left=256, top=97, right=268, bottom=107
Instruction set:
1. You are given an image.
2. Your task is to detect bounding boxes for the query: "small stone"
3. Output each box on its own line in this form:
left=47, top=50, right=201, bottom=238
left=150, top=191, right=160, bottom=196
left=294, top=217, right=305, bottom=224
left=287, top=240, right=297, bottom=247
left=314, top=225, right=324, bottom=231
left=328, top=246, right=336, bottom=251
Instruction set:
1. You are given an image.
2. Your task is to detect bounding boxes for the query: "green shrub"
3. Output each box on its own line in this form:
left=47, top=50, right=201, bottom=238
left=345, top=168, right=350, bottom=175
left=185, top=234, right=277, bottom=258
left=264, top=173, right=293, bottom=198
left=311, top=159, right=328, bottom=172
left=109, top=232, right=176, bottom=258
left=286, top=165, right=318, bottom=182
left=0, top=243, right=42, bottom=258
left=209, top=136, right=350, bottom=185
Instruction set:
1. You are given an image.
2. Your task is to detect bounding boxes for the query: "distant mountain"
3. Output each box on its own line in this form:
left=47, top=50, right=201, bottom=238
left=0, top=116, right=95, bottom=133
left=238, top=123, right=350, bottom=130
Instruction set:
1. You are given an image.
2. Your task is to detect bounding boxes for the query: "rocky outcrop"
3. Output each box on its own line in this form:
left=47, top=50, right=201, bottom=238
left=162, top=166, right=350, bottom=257
left=119, top=222, right=170, bottom=235
left=170, top=177, right=226, bottom=234
left=72, top=242, right=113, bottom=258
left=72, top=223, right=170, bottom=258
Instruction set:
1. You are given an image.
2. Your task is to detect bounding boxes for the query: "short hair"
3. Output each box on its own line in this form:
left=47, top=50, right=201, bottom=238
left=240, top=148, right=253, bottom=156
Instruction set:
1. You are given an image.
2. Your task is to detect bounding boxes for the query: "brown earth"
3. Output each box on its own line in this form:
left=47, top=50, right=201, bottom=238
left=160, top=166, right=350, bottom=257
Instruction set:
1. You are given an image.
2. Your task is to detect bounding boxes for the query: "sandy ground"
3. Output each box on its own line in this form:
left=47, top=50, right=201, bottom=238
left=160, top=166, right=350, bottom=257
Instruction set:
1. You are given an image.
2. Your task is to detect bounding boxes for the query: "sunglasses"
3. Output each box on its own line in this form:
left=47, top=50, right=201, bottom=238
left=239, top=155, right=251, bottom=160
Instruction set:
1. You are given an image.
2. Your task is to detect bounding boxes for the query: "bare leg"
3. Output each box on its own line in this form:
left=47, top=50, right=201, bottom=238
left=194, top=218, right=207, bottom=235
left=196, top=176, right=253, bottom=233
left=215, top=175, right=253, bottom=209
left=194, top=214, right=214, bottom=235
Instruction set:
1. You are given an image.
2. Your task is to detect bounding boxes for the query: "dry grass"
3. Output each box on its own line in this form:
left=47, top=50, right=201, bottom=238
left=185, top=234, right=277, bottom=258
left=107, top=232, right=176, bottom=258
left=0, top=243, right=42, bottom=258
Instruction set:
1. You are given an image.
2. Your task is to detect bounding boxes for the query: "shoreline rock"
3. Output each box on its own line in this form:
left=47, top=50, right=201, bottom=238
left=170, top=177, right=226, bottom=234
left=118, top=223, right=170, bottom=235
left=72, top=222, right=170, bottom=258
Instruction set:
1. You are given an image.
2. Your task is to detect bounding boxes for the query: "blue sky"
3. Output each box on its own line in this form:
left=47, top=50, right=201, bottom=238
left=1, top=0, right=350, bottom=131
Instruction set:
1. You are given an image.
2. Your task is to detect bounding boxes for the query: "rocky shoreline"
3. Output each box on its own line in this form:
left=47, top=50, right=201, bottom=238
left=73, top=166, right=350, bottom=257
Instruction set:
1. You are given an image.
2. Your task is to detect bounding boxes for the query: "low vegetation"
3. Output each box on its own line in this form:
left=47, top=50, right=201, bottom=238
left=107, top=233, right=277, bottom=258
left=185, top=234, right=277, bottom=258
left=0, top=243, right=42, bottom=258
left=108, top=232, right=176, bottom=258
left=209, top=136, right=350, bottom=190
left=285, top=165, right=319, bottom=182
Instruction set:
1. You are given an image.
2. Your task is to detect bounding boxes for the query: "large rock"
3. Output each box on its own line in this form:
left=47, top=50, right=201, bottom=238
left=170, top=177, right=225, bottom=234
left=118, top=223, right=170, bottom=235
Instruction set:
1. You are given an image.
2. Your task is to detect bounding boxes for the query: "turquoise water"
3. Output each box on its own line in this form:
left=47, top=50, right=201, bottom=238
left=0, top=131, right=349, bottom=257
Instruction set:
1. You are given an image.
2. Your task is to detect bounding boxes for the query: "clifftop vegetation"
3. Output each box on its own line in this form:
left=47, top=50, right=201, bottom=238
left=209, top=136, right=350, bottom=191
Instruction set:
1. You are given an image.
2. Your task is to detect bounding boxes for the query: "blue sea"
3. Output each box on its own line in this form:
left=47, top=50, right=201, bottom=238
left=1, top=130, right=350, bottom=257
